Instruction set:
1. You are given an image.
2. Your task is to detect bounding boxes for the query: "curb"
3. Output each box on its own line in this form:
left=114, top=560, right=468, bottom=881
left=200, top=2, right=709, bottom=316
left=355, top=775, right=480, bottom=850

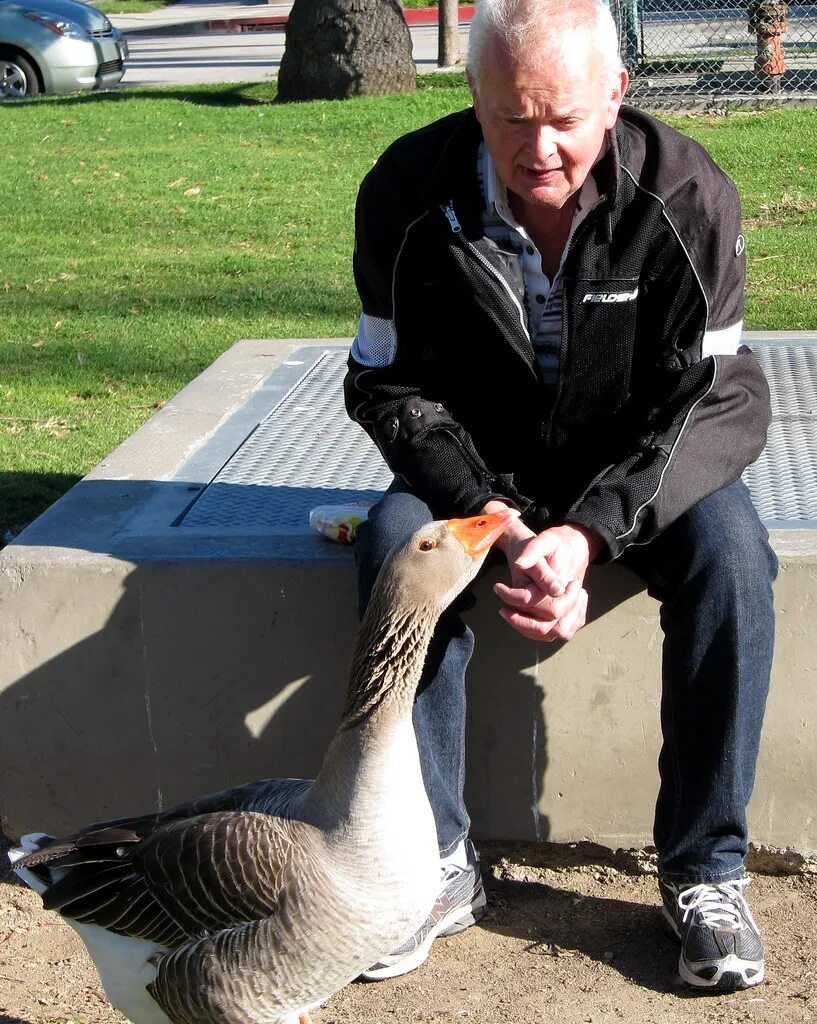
left=404, top=5, right=475, bottom=25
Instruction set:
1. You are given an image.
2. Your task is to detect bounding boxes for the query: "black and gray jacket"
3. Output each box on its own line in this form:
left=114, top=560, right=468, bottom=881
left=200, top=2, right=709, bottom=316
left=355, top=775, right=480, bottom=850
left=344, top=105, right=771, bottom=561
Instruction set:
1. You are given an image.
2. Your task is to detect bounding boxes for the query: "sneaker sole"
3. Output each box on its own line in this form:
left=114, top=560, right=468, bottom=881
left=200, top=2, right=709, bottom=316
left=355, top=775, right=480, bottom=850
left=661, top=907, right=765, bottom=991
left=359, top=887, right=487, bottom=981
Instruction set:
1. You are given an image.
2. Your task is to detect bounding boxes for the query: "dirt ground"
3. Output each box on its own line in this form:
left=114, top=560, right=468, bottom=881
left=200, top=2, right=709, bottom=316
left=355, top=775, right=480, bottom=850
left=2, top=837, right=816, bottom=1024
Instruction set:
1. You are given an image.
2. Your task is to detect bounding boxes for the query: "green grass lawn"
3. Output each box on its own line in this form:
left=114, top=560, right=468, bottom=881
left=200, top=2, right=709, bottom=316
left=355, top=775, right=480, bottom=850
left=2, top=81, right=816, bottom=539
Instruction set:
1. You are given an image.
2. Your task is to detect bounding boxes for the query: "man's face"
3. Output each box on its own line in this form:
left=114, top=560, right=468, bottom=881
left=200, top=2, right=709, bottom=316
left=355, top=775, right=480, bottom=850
left=470, top=33, right=627, bottom=214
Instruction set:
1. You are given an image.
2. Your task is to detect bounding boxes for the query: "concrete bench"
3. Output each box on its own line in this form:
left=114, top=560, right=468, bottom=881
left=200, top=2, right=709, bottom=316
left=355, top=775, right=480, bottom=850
left=1, top=334, right=815, bottom=857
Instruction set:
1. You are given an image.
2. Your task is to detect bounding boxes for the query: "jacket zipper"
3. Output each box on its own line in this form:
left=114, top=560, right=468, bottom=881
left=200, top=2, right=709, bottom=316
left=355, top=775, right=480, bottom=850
left=441, top=202, right=539, bottom=385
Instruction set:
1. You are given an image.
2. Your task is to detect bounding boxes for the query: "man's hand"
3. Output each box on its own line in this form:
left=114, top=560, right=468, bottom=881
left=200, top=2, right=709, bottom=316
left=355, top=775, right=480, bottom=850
left=483, top=500, right=602, bottom=643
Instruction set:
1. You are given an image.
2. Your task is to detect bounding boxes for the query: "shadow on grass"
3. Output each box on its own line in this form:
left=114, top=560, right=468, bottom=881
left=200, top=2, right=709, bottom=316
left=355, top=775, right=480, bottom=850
left=8, top=71, right=467, bottom=109
left=11, top=82, right=279, bottom=108
left=0, top=472, right=82, bottom=546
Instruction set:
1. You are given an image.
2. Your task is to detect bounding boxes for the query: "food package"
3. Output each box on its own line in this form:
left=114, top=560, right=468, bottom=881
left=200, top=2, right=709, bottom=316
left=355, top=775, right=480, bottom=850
left=308, top=502, right=376, bottom=545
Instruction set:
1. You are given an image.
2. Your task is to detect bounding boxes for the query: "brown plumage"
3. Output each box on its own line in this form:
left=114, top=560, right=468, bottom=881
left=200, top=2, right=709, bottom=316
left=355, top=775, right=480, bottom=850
left=12, top=510, right=516, bottom=1024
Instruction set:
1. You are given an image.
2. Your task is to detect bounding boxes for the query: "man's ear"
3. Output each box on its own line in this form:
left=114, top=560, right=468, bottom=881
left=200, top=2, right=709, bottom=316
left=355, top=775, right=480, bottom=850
left=466, top=68, right=482, bottom=120
left=606, top=68, right=629, bottom=129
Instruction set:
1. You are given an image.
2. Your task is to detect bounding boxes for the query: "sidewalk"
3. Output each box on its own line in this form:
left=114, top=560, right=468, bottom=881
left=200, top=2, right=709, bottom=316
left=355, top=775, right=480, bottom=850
left=109, top=0, right=292, bottom=34
left=110, top=0, right=475, bottom=36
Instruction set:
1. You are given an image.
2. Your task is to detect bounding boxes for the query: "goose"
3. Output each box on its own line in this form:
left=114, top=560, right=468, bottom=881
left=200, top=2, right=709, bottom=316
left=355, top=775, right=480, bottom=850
left=10, top=508, right=517, bottom=1024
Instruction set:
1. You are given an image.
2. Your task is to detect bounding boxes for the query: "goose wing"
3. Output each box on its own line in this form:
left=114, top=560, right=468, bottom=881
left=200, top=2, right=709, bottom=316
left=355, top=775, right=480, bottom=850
left=20, top=804, right=322, bottom=947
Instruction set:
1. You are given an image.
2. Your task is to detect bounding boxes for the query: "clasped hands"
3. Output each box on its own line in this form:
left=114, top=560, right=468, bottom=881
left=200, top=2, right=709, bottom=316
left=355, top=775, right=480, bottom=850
left=482, top=500, right=602, bottom=643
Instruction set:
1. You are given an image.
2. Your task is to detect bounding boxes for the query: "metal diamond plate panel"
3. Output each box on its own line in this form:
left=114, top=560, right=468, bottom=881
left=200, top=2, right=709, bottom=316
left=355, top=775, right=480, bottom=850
left=743, top=343, right=817, bottom=523
left=752, top=344, right=817, bottom=419
left=178, top=350, right=392, bottom=532
left=177, top=343, right=817, bottom=533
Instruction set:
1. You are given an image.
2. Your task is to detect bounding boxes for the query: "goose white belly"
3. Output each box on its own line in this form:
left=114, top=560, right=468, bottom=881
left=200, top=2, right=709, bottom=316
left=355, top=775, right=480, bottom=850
left=12, top=841, right=172, bottom=1024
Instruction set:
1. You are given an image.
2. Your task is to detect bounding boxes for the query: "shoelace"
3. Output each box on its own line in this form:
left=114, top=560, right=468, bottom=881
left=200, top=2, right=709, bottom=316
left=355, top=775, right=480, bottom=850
left=676, top=878, right=753, bottom=930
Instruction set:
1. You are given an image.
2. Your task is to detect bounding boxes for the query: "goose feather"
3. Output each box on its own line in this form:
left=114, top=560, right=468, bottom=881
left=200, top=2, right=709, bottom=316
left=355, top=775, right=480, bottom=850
left=12, top=511, right=517, bottom=1024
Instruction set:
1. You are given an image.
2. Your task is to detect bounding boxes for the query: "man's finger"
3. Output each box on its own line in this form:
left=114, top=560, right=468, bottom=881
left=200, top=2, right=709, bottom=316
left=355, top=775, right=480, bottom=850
left=511, top=534, right=565, bottom=597
left=545, top=579, right=584, bottom=620
left=516, top=558, right=565, bottom=598
left=550, top=589, right=589, bottom=642
left=498, top=606, right=559, bottom=642
left=493, top=581, right=553, bottom=613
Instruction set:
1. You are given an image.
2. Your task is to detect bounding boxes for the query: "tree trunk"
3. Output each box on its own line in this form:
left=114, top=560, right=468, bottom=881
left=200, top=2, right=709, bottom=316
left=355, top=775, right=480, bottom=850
left=278, top=0, right=416, bottom=102
left=438, top=0, right=459, bottom=68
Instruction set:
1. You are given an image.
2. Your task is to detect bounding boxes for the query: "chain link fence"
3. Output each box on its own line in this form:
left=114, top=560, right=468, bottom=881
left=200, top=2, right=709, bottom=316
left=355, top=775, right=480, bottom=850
left=605, top=1, right=817, bottom=107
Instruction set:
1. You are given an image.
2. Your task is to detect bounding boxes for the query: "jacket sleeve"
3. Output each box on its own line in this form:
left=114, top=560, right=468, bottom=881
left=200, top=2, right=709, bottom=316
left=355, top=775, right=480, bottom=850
left=344, top=160, right=532, bottom=519
left=565, top=184, right=771, bottom=562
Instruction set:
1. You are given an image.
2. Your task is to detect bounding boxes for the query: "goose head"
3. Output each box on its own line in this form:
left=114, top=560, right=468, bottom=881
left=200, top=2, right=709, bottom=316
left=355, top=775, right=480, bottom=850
left=344, top=508, right=520, bottom=727
left=376, top=508, right=520, bottom=616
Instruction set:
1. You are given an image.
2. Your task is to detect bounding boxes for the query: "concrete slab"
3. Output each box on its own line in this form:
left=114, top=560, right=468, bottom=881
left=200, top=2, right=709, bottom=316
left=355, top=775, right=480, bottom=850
left=1, top=336, right=816, bottom=857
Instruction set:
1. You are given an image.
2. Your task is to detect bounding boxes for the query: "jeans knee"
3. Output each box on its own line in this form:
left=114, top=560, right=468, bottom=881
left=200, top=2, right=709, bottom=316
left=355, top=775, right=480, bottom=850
left=699, top=499, right=774, bottom=584
left=641, top=483, right=777, bottom=606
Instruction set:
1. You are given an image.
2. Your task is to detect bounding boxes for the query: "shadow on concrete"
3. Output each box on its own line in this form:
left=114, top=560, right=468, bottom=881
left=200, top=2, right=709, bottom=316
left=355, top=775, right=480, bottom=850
left=464, top=560, right=645, bottom=845
left=697, top=68, right=817, bottom=92
left=0, top=474, right=646, bottom=850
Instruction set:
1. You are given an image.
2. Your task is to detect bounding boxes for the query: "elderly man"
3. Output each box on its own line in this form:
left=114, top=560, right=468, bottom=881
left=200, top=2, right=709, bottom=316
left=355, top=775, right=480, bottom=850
left=344, top=0, right=776, bottom=993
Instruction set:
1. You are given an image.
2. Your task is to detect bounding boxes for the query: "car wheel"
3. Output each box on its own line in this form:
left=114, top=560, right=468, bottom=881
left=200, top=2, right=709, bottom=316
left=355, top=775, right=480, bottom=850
left=0, top=51, right=41, bottom=99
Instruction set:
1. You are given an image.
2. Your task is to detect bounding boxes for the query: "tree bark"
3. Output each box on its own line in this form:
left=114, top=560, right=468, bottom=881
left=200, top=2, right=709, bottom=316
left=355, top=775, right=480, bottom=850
left=438, top=0, right=459, bottom=68
left=278, top=0, right=416, bottom=102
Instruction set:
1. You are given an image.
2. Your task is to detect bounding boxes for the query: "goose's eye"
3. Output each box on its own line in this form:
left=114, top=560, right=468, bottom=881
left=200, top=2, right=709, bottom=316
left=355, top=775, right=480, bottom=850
left=418, top=539, right=436, bottom=552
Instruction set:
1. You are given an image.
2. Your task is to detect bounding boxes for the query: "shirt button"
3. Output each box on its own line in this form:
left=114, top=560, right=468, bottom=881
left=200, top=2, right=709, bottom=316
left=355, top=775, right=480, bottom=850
left=526, top=245, right=535, bottom=255
left=536, top=294, right=545, bottom=303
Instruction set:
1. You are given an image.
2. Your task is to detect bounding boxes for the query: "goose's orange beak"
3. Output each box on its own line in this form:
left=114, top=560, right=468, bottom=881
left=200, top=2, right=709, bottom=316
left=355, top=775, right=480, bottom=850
left=445, top=509, right=519, bottom=560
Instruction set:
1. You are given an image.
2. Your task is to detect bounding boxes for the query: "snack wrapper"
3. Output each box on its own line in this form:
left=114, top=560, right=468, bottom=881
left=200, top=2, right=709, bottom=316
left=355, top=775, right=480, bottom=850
left=309, top=502, right=376, bottom=545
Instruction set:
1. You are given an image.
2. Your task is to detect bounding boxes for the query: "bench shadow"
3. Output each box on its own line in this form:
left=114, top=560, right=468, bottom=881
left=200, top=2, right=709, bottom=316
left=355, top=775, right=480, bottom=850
left=477, top=870, right=685, bottom=996
left=0, top=472, right=646, bottom=854
left=0, top=472, right=82, bottom=546
left=10, top=82, right=278, bottom=108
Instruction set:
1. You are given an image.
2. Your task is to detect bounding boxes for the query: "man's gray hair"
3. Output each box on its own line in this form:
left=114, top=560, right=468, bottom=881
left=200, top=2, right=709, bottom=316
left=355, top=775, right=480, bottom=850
left=467, top=0, right=625, bottom=92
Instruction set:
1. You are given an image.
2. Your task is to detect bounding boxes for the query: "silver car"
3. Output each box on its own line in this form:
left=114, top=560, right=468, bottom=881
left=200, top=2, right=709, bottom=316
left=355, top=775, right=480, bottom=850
left=0, top=0, right=128, bottom=98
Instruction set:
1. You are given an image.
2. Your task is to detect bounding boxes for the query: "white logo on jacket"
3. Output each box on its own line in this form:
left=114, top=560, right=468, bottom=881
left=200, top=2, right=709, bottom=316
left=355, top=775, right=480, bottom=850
left=582, top=288, right=639, bottom=303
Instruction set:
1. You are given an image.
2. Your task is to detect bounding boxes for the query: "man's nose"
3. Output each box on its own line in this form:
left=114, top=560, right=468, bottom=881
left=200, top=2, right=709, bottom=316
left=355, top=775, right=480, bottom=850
left=529, top=126, right=556, bottom=164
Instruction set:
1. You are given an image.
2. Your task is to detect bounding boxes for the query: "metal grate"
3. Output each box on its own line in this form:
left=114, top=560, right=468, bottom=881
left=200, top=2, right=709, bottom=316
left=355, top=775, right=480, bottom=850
left=607, top=1, right=817, bottom=109
left=176, top=343, right=817, bottom=534
left=177, top=350, right=392, bottom=533
left=743, top=342, right=817, bottom=522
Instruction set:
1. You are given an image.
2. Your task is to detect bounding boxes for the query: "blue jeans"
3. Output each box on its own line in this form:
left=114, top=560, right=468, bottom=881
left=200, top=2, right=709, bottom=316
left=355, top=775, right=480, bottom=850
left=354, top=479, right=777, bottom=880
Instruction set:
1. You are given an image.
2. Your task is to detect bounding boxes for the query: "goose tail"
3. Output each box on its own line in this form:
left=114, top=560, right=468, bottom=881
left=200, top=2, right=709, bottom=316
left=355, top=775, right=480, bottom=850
left=9, top=832, right=58, bottom=895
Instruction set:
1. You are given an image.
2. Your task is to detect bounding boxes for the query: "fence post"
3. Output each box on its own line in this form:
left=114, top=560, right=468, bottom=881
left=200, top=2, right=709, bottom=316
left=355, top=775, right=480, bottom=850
left=748, top=1, right=790, bottom=94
